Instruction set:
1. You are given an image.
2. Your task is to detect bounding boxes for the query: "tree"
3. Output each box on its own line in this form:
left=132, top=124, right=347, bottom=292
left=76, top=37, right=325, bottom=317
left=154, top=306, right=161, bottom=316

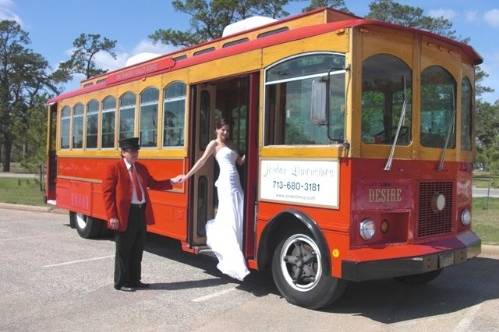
left=150, top=0, right=291, bottom=47
left=58, top=33, right=117, bottom=79
left=303, top=0, right=350, bottom=13
left=0, top=20, right=61, bottom=172
left=367, top=0, right=456, bottom=39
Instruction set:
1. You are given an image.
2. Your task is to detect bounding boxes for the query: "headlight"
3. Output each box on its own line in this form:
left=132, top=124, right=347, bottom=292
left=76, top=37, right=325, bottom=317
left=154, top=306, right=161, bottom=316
left=360, top=219, right=376, bottom=240
left=460, top=208, right=471, bottom=225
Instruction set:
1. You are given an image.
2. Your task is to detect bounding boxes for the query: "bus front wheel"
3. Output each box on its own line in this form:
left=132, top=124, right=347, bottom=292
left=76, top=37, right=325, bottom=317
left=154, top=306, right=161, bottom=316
left=70, top=212, right=103, bottom=239
left=271, top=232, right=346, bottom=309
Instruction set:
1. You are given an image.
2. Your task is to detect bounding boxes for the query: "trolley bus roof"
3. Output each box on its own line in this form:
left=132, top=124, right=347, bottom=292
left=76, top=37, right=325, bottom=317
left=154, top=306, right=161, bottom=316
left=49, top=9, right=482, bottom=104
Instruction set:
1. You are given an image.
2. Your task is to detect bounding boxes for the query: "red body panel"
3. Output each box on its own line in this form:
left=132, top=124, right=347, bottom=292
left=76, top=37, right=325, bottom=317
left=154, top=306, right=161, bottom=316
left=56, top=157, right=188, bottom=239
left=254, top=157, right=473, bottom=277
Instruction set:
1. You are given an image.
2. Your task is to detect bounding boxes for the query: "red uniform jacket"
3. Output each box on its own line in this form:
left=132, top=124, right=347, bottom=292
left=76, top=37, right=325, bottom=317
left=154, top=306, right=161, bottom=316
left=102, top=159, right=172, bottom=232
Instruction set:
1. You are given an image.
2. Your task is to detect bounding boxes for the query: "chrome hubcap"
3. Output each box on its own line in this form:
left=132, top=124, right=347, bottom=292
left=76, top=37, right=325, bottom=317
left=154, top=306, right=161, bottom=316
left=280, top=234, right=322, bottom=292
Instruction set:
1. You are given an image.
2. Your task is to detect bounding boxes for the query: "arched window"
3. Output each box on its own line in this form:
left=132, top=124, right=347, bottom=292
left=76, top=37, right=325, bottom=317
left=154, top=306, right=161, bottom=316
left=163, top=82, right=186, bottom=147
left=140, top=87, right=159, bottom=147
left=461, top=77, right=472, bottom=151
left=361, top=54, right=412, bottom=145
left=86, top=100, right=99, bottom=148
left=102, top=96, right=116, bottom=148
left=119, top=92, right=136, bottom=141
left=72, top=103, right=84, bottom=148
left=60, top=106, right=71, bottom=149
left=420, top=66, right=456, bottom=148
left=264, top=53, right=346, bottom=145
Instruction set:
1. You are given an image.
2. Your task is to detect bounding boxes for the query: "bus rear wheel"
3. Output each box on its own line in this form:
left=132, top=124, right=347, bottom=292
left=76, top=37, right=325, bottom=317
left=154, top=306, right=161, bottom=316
left=70, top=212, right=103, bottom=239
left=271, top=232, right=346, bottom=309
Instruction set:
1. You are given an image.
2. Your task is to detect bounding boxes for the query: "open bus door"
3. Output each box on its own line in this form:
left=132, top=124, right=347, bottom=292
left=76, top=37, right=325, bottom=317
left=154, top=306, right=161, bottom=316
left=187, top=73, right=259, bottom=259
left=45, top=103, right=57, bottom=203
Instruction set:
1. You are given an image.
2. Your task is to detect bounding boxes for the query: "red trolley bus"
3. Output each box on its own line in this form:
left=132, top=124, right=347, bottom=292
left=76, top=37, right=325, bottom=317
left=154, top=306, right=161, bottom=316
left=46, top=8, right=481, bottom=309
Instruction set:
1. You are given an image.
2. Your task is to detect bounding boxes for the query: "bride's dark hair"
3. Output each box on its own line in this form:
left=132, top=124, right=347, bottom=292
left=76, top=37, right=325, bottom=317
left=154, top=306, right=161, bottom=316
left=215, top=118, right=230, bottom=129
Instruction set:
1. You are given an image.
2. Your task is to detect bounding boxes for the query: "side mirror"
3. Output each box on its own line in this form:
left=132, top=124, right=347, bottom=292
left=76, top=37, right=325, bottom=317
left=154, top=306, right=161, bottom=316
left=310, top=78, right=327, bottom=125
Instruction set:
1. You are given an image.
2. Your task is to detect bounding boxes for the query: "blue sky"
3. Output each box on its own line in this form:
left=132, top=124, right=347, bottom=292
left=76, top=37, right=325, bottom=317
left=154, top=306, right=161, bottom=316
left=3, top=0, right=499, bottom=103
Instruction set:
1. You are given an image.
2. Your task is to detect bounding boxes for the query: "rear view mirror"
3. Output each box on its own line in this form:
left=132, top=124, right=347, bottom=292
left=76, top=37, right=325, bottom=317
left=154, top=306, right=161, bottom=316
left=310, top=78, right=327, bottom=125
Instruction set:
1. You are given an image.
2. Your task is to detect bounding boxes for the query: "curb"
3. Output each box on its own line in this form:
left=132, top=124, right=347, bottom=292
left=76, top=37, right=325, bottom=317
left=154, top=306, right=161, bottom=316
left=481, top=244, right=499, bottom=256
left=0, top=202, right=67, bottom=215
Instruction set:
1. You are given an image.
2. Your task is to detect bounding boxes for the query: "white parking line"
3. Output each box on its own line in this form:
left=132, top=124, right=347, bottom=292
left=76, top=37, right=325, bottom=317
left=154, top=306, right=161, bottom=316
left=192, top=287, right=236, bottom=302
left=0, top=235, right=47, bottom=242
left=43, top=255, right=114, bottom=268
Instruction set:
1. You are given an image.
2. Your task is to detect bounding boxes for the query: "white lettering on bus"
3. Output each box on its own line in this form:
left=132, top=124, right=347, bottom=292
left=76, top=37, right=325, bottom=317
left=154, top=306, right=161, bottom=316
left=368, top=188, right=402, bottom=203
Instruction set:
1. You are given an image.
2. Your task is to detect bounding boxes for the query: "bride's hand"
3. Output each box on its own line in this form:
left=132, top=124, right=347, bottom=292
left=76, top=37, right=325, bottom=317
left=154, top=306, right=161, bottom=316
left=238, top=154, right=246, bottom=166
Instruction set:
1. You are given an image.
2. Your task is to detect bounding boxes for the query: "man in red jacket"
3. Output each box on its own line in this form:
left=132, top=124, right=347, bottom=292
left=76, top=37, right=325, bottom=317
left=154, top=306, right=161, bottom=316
left=102, top=137, right=180, bottom=291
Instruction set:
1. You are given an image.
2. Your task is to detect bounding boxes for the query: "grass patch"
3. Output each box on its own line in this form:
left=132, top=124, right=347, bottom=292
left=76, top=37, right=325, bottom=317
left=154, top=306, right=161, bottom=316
left=473, top=197, right=499, bottom=245
left=0, top=177, right=46, bottom=206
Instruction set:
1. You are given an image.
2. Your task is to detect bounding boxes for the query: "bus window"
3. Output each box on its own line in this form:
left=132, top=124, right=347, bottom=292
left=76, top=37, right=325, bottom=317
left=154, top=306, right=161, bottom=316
left=60, top=106, right=71, bottom=149
left=119, top=92, right=136, bottom=141
left=163, top=82, right=186, bottom=147
left=265, top=53, right=346, bottom=145
left=72, top=103, right=84, bottom=148
left=86, top=100, right=99, bottom=149
left=140, top=87, right=159, bottom=147
left=461, top=77, right=472, bottom=151
left=102, top=96, right=116, bottom=148
left=420, top=66, right=456, bottom=148
left=361, top=54, right=412, bottom=145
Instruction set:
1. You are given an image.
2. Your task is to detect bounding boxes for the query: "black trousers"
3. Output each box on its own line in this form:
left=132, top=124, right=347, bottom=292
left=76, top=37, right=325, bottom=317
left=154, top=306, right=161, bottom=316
left=114, top=205, right=146, bottom=288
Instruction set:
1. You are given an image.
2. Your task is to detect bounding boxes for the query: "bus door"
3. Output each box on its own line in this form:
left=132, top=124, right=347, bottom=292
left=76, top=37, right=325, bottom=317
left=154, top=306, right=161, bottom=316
left=45, top=103, right=58, bottom=203
left=189, top=84, right=217, bottom=245
left=188, top=74, right=259, bottom=255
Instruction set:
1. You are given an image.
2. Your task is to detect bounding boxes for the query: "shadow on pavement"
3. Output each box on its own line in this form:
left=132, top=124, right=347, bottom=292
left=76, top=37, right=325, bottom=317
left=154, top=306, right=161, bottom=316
left=326, top=256, right=499, bottom=323
left=106, top=231, right=499, bottom=321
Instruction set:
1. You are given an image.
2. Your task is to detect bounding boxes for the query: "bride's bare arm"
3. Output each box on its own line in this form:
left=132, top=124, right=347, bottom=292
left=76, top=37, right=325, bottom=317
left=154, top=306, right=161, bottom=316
left=236, top=154, right=245, bottom=166
left=181, top=140, right=217, bottom=181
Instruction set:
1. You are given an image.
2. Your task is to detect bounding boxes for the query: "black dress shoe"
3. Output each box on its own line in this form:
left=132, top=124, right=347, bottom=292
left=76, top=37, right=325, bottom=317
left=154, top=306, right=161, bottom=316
left=134, top=282, right=150, bottom=289
left=115, top=285, right=135, bottom=292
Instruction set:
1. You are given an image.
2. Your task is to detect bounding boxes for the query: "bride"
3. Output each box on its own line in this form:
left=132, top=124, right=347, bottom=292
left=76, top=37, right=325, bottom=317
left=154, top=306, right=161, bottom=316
left=178, top=118, right=250, bottom=281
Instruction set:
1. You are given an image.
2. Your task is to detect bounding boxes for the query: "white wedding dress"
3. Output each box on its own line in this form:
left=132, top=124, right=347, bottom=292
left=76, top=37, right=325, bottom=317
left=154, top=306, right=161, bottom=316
left=205, top=146, right=250, bottom=281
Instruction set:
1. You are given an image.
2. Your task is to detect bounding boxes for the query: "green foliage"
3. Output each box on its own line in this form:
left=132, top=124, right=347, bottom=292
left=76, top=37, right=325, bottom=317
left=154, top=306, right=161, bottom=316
left=475, top=101, right=499, bottom=175
left=150, top=0, right=290, bottom=47
left=367, top=0, right=456, bottom=39
left=58, top=33, right=117, bottom=79
left=0, top=20, right=64, bottom=172
left=302, top=0, right=350, bottom=13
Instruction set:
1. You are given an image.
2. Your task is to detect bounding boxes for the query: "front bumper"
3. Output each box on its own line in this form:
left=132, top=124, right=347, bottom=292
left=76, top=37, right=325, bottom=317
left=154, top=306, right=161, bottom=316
left=342, top=231, right=481, bottom=282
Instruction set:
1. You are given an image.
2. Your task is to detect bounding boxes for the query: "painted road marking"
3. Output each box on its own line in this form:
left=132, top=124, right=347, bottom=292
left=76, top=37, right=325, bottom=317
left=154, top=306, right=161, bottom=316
left=43, top=255, right=114, bottom=268
left=192, top=287, right=237, bottom=302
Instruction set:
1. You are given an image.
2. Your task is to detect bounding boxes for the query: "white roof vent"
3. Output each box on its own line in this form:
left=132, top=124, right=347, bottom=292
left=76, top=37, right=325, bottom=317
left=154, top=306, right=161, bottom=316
left=126, top=52, right=162, bottom=66
left=222, top=16, right=277, bottom=37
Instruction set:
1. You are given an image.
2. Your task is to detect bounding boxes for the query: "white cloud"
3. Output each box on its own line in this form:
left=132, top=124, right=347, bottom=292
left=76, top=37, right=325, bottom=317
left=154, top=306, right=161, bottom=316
left=428, top=9, right=457, bottom=21
left=0, top=0, right=22, bottom=24
left=484, top=9, right=499, bottom=27
left=465, top=10, right=479, bottom=22
left=91, top=39, right=175, bottom=70
left=132, top=39, right=174, bottom=55
left=94, top=51, right=129, bottom=71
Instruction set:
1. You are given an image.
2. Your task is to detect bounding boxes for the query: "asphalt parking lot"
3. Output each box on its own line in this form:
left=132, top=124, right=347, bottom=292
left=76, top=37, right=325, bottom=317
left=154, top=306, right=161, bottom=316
left=1, top=207, right=499, bottom=332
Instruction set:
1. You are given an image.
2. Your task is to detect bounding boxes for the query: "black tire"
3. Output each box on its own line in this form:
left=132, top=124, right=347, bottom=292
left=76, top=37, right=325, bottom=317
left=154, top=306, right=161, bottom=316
left=271, top=231, right=346, bottom=309
left=69, top=212, right=76, bottom=228
left=395, top=269, right=442, bottom=285
left=73, top=212, right=103, bottom=239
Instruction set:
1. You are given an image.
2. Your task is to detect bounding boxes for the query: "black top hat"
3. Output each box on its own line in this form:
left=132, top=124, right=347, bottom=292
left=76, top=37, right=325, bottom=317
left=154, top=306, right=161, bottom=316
left=119, top=137, right=140, bottom=150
